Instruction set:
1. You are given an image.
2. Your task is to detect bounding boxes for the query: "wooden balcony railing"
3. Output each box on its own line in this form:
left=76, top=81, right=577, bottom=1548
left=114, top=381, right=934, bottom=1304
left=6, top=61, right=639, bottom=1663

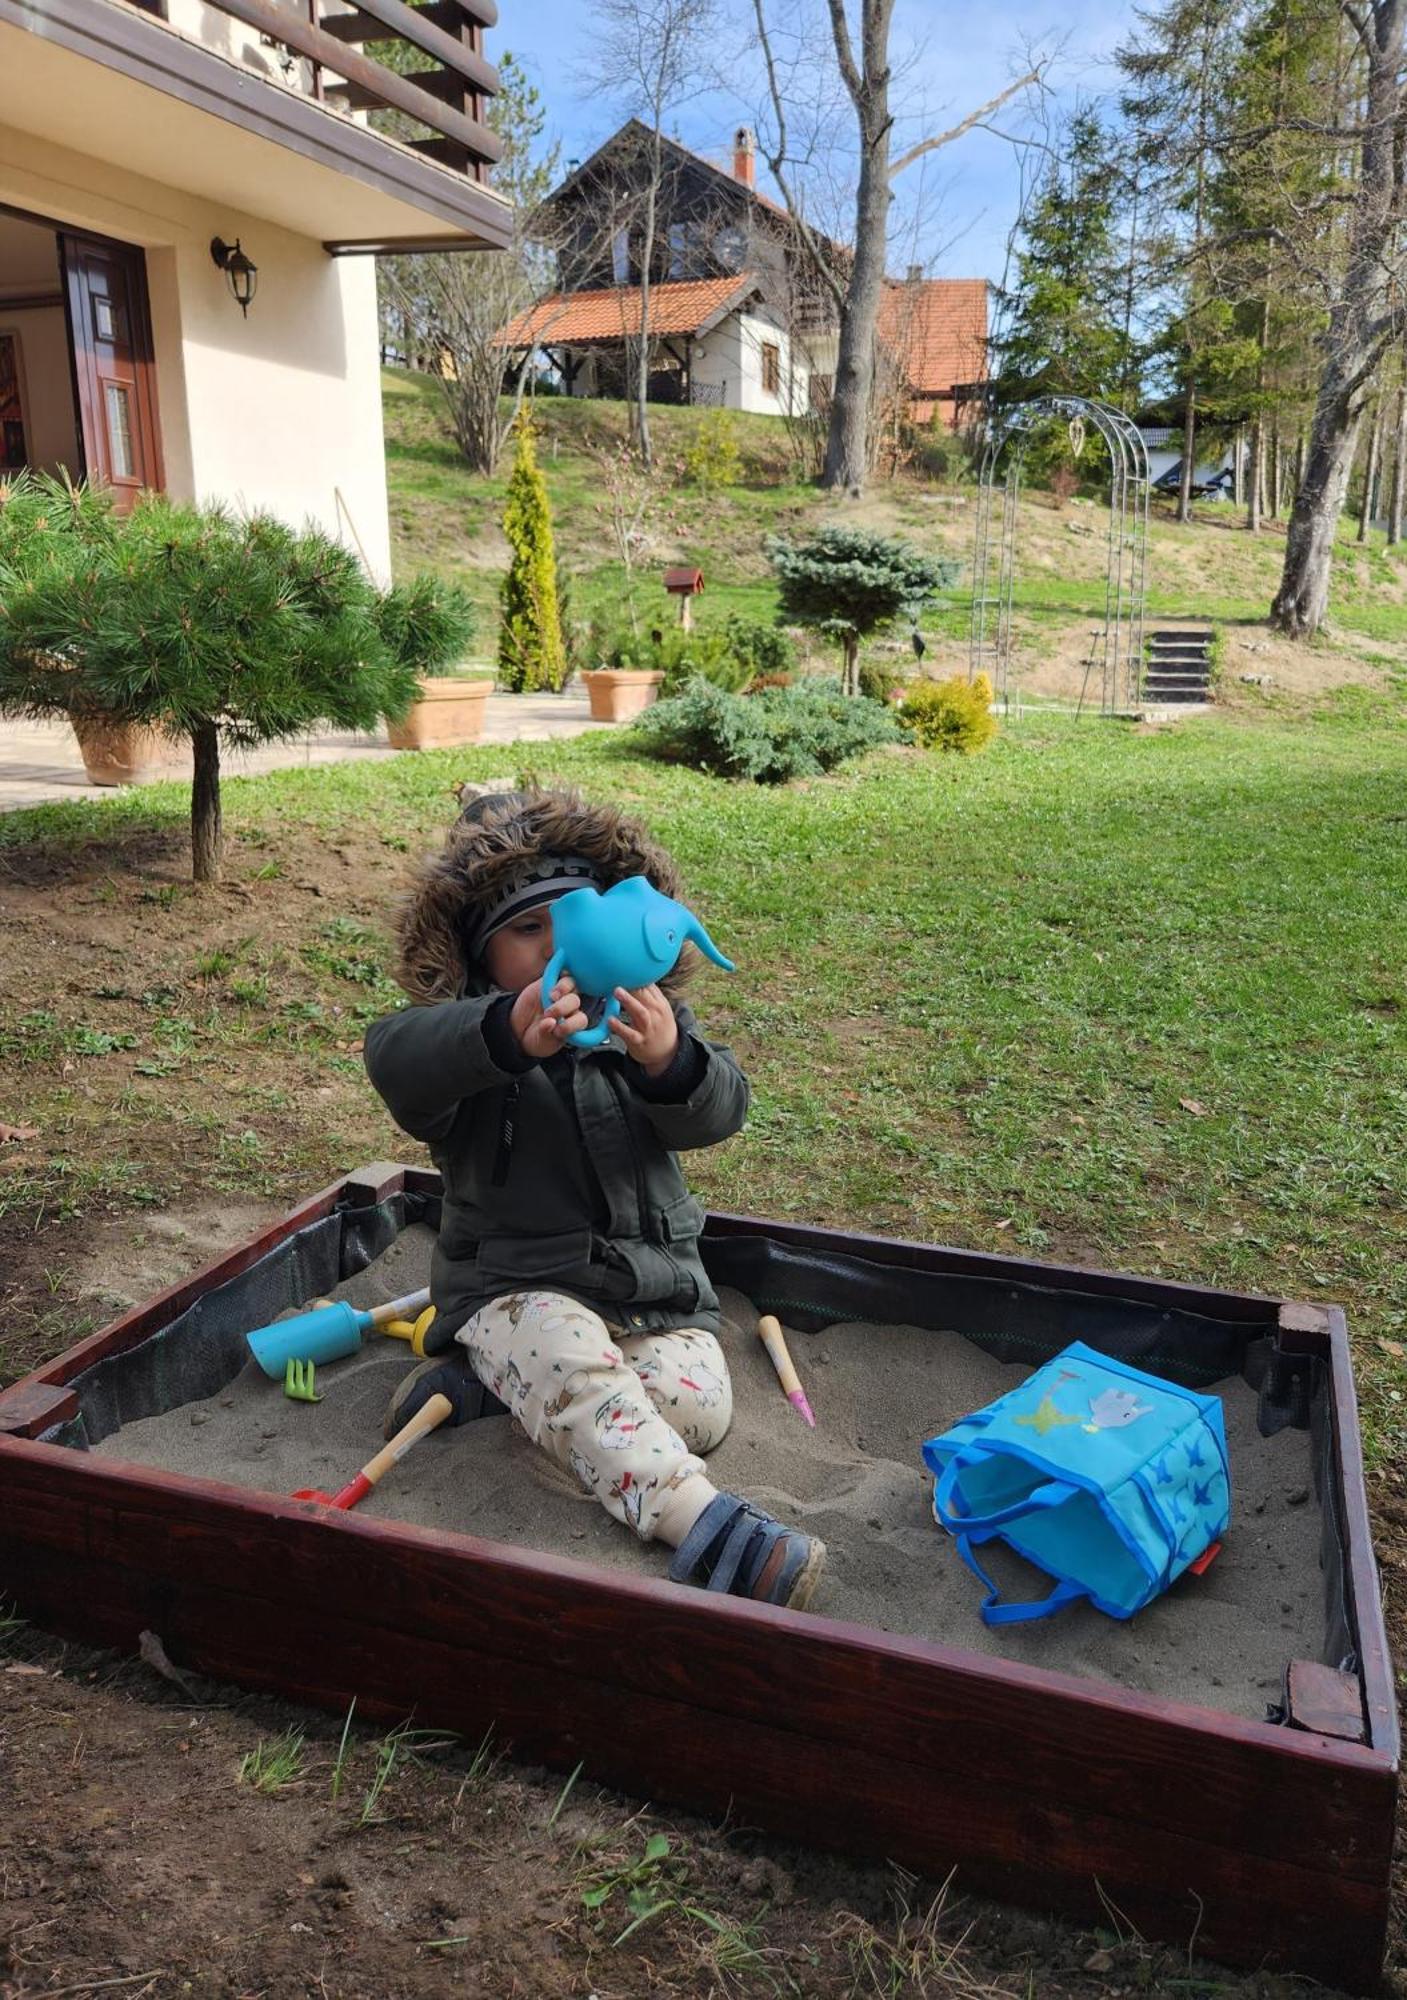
left=202, top=0, right=503, bottom=181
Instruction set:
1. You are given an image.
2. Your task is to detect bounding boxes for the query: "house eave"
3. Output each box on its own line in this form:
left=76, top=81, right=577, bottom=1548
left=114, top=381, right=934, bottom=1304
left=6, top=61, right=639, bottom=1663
left=0, top=0, right=513, bottom=251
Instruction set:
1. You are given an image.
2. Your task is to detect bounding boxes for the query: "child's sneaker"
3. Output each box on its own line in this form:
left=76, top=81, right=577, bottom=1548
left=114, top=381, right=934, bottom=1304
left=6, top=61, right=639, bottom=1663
left=667, top=1492, right=826, bottom=1611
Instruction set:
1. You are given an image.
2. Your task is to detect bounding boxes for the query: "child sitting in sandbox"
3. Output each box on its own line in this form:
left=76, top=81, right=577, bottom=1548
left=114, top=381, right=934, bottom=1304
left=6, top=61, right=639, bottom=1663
left=363, top=787, right=826, bottom=1612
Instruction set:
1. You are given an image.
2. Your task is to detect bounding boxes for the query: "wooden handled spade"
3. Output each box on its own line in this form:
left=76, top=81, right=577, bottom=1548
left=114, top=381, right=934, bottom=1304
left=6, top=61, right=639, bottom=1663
left=291, top=1392, right=452, bottom=1511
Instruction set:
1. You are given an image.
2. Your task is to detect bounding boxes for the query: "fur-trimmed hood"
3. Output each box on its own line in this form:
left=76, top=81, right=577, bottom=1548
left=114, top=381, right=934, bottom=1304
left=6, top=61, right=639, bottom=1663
left=393, top=788, right=693, bottom=1004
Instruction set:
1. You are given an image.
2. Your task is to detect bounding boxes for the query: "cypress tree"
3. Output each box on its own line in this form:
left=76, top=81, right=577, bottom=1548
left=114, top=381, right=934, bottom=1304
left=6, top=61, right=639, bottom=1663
left=498, top=415, right=566, bottom=693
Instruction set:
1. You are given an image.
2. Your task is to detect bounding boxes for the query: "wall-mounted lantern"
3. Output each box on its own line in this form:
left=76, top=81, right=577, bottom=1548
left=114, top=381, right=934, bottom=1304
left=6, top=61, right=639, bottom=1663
left=210, top=237, right=258, bottom=318
left=663, top=565, right=705, bottom=630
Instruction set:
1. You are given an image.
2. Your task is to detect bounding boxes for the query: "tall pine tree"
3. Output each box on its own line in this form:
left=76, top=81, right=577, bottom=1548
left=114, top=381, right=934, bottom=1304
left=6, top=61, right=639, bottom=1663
left=1118, top=0, right=1243, bottom=519
left=991, top=112, right=1133, bottom=411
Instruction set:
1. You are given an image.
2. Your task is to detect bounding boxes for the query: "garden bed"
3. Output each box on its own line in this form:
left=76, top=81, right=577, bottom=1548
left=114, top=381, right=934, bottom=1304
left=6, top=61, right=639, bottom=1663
left=0, top=1163, right=1395, bottom=1989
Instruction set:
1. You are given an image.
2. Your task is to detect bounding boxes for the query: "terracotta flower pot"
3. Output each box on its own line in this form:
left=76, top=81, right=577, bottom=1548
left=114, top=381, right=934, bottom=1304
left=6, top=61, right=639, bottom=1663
left=581, top=669, right=665, bottom=723
left=386, top=676, right=495, bottom=751
left=71, top=716, right=178, bottom=787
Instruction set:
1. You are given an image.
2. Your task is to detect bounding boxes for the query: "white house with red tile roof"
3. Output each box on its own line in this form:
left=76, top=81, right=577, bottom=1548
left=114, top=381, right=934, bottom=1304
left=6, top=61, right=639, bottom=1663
left=504, top=120, right=986, bottom=424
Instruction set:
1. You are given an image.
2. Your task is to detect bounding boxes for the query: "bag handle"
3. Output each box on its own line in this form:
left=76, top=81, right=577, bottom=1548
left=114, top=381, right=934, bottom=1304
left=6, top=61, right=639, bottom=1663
left=933, top=1448, right=1075, bottom=1535
left=956, top=1532, right=1090, bottom=1626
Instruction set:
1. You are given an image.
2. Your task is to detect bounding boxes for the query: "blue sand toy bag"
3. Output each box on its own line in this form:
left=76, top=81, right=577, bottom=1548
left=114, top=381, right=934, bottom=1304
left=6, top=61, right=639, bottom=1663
left=922, top=1341, right=1230, bottom=1624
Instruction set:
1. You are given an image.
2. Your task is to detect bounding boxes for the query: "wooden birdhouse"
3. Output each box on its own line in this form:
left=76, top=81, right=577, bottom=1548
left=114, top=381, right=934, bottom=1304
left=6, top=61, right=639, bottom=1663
left=663, top=566, right=705, bottom=629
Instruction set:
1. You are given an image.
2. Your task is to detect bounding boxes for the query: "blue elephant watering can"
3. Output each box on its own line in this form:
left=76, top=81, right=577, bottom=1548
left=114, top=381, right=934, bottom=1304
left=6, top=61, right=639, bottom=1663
left=540, top=876, right=735, bottom=1048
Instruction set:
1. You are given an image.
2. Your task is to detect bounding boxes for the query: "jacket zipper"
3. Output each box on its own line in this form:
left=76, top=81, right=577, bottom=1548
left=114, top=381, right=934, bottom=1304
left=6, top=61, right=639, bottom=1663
left=608, top=1066, right=654, bottom=1242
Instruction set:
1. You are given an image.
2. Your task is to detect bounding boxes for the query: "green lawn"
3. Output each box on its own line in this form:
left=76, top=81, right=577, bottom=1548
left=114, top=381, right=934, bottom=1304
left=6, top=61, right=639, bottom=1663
left=382, top=369, right=1407, bottom=659
left=3, top=703, right=1405, bottom=1473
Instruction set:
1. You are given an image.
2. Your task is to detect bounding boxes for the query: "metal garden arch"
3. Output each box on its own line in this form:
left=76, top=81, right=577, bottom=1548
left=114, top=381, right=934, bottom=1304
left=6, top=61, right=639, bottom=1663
left=970, top=396, right=1150, bottom=714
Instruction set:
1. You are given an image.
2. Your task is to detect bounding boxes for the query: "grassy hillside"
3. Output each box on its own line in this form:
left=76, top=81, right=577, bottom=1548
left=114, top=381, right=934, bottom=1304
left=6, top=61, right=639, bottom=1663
left=383, top=367, right=1407, bottom=702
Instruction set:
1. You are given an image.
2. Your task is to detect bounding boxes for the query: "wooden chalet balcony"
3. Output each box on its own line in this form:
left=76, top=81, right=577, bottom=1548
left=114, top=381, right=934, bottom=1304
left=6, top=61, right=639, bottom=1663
left=214, top=0, right=503, bottom=181
left=0, top=0, right=512, bottom=250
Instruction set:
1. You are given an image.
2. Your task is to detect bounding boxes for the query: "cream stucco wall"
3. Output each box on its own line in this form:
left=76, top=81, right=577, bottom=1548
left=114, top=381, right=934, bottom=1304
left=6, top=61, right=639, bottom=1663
left=0, top=125, right=392, bottom=581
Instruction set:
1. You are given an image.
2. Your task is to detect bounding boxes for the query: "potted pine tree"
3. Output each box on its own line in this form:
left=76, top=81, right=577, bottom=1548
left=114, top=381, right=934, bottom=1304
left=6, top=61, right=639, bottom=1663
left=581, top=621, right=667, bottom=722
left=383, top=575, right=491, bottom=750
left=0, top=474, right=475, bottom=882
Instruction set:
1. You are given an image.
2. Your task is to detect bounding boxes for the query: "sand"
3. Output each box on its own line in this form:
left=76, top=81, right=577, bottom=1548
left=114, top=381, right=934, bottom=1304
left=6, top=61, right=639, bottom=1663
left=95, top=1223, right=1324, bottom=1722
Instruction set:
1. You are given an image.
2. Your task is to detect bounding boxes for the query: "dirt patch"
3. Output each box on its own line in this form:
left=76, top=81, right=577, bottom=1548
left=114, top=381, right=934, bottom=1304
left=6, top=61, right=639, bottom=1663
left=0, top=1618, right=1375, bottom=2000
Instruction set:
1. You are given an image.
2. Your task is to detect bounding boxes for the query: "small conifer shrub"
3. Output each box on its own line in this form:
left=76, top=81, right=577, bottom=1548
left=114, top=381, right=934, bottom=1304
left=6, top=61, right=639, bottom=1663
left=899, top=672, right=998, bottom=754
left=768, top=527, right=956, bottom=696
left=630, top=675, right=901, bottom=783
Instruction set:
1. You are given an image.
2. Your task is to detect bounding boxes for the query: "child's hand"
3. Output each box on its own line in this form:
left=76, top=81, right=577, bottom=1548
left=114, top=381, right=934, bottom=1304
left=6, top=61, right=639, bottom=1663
left=510, top=974, right=587, bottom=1058
left=609, top=984, right=679, bottom=1077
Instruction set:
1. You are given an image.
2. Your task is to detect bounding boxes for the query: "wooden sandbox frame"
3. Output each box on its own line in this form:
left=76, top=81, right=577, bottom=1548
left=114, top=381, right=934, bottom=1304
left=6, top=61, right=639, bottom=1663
left=0, top=1163, right=1396, bottom=1989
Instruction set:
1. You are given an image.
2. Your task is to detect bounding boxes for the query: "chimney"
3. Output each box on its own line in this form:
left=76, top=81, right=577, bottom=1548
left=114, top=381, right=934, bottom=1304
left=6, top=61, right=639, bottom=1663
left=907, top=263, right=924, bottom=284
left=733, top=126, right=756, bottom=191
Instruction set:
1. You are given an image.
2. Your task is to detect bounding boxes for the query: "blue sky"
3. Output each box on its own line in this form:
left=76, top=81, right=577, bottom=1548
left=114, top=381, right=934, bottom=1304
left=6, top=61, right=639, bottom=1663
left=492, top=0, right=1137, bottom=284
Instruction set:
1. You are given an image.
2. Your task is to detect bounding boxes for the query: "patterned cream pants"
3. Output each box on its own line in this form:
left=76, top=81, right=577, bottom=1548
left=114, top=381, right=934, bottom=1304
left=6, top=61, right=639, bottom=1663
left=456, top=1290, right=731, bottom=1545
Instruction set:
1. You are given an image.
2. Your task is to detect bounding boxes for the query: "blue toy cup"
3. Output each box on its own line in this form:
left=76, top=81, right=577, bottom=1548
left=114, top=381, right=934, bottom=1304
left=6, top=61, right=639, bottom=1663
left=247, top=1302, right=363, bottom=1379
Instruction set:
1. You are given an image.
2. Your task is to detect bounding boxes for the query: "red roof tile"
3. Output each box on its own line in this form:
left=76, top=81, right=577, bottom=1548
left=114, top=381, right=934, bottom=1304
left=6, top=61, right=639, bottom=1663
left=497, top=276, right=758, bottom=348
left=878, top=279, right=988, bottom=396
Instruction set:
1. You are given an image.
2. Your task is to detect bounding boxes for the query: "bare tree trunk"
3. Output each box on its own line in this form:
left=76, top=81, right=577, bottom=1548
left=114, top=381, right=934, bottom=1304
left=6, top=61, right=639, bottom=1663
left=1270, top=420, right=1282, bottom=519
left=843, top=633, right=860, bottom=696
left=1178, top=381, right=1197, bottom=523
left=1247, top=418, right=1263, bottom=533
left=1357, top=398, right=1383, bottom=541
left=820, top=0, right=895, bottom=493
left=753, top=0, right=1036, bottom=498
left=1271, top=0, right=1405, bottom=636
left=1271, top=368, right=1366, bottom=635
left=191, top=719, right=222, bottom=885
left=1389, top=377, right=1406, bottom=544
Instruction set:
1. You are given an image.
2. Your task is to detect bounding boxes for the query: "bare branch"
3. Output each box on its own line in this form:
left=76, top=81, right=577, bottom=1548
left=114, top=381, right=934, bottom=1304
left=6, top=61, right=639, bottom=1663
left=889, top=65, right=1045, bottom=177
left=824, top=0, right=863, bottom=105
left=751, top=0, right=848, bottom=311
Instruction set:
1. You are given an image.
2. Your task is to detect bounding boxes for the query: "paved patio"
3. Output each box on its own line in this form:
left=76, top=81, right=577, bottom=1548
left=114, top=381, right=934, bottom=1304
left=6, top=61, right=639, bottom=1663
left=0, top=693, right=614, bottom=813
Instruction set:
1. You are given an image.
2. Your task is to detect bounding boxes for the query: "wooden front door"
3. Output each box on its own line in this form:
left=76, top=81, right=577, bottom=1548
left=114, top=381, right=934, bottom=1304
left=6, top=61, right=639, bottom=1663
left=60, top=231, right=164, bottom=510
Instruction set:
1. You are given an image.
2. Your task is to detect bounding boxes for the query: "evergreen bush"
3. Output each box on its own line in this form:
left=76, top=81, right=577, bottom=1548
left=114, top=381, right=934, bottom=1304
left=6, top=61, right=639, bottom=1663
left=498, top=416, right=567, bottom=692
left=722, top=613, right=795, bottom=686
left=0, top=474, right=473, bottom=882
left=858, top=658, right=905, bottom=704
left=899, top=673, right=999, bottom=754
left=630, top=675, right=902, bottom=783
left=587, top=618, right=754, bottom=695
left=768, top=527, right=957, bottom=695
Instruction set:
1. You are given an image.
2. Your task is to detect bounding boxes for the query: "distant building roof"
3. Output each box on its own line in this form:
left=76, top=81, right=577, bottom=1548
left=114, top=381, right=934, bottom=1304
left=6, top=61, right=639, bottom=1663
left=497, top=275, right=761, bottom=349
left=547, top=120, right=846, bottom=258
left=878, top=278, right=989, bottom=398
